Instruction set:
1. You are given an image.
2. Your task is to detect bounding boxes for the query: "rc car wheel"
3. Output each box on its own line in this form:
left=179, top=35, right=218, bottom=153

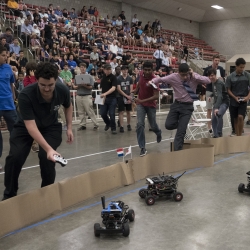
left=128, top=209, right=135, bottom=222
left=94, top=223, right=101, bottom=237
left=238, top=183, right=245, bottom=193
left=173, top=192, right=183, bottom=202
left=138, top=188, right=147, bottom=198
left=145, top=195, right=155, bottom=206
left=122, top=223, right=130, bottom=237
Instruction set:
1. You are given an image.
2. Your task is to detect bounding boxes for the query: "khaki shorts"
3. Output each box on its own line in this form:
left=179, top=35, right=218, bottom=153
left=206, top=91, right=213, bottom=110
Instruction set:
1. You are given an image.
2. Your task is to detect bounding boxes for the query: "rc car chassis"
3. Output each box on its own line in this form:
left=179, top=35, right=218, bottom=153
left=238, top=171, right=250, bottom=194
left=94, top=196, right=135, bottom=237
left=138, top=171, right=186, bottom=205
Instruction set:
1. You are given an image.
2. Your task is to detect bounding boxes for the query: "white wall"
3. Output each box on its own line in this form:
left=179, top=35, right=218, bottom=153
left=200, top=17, right=250, bottom=57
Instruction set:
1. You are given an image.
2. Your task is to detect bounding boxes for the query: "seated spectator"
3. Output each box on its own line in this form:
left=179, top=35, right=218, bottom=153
left=48, top=10, right=58, bottom=24
left=21, top=5, right=32, bottom=19
left=111, top=16, right=117, bottom=26
left=137, top=26, right=143, bottom=36
left=144, top=21, right=151, bottom=31
left=40, top=43, right=51, bottom=62
left=142, top=33, right=151, bottom=48
left=181, top=55, right=187, bottom=64
left=131, top=14, right=139, bottom=25
left=48, top=4, right=53, bottom=13
left=87, top=59, right=98, bottom=73
left=50, top=53, right=60, bottom=67
left=122, top=50, right=133, bottom=65
left=88, top=6, right=95, bottom=15
left=102, top=39, right=110, bottom=59
left=90, top=46, right=99, bottom=61
left=32, top=24, right=40, bottom=37
left=32, top=8, right=41, bottom=21
left=9, top=38, right=21, bottom=57
left=30, top=33, right=41, bottom=58
left=84, top=15, right=93, bottom=28
left=60, top=63, right=73, bottom=89
left=109, top=40, right=118, bottom=60
left=70, top=8, right=78, bottom=20
left=105, top=14, right=112, bottom=27
left=39, top=9, right=49, bottom=19
left=54, top=6, right=63, bottom=19
left=62, top=9, right=68, bottom=18
left=8, top=52, right=19, bottom=69
left=110, top=58, right=118, bottom=74
left=0, top=37, right=10, bottom=55
left=16, top=71, right=24, bottom=93
left=7, top=0, right=21, bottom=17
left=23, top=62, right=37, bottom=87
left=0, top=28, right=13, bottom=44
left=194, top=47, right=200, bottom=59
left=17, top=50, right=28, bottom=69
left=117, top=29, right=125, bottom=44
left=87, top=30, right=95, bottom=42
left=162, top=53, right=170, bottom=74
left=119, top=11, right=126, bottom=22
left=18, top=0, right=24, bottom=11
left=52, top=32, right=60, bottom=45
left=60, top=54, right=68, bottom=69
left=117, top=42, right=123, bottom=57
left=21, top=19, right=33, bottom=47
left=67, top=53, right=77, bottom=74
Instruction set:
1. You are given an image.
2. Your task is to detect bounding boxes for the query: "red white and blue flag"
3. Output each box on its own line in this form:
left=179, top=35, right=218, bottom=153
left=116, top=148, right=124, bottom=157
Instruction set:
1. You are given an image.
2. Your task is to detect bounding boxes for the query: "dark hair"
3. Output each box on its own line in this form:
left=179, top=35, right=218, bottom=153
left=18, top=71, right=24, bottom=76
left=142, top=61, right=153, bottom=69
left=0, top=45, right=7, bottom=54
left=72, top=8, right=75, bottom=11
left=35, top=62, right=58, bottom=80
left=79, top=63, right=87, bottom=68
left=19, top=50, right=24, bottom=53
left=0, top=37, right=6, bottom=41
left=235, top=58, right=246, bottom=66
left=26, top=62, right=37, bottom=76
left=63, top=62, right=68, bottom=67
left=213, top=54, right=220, bottom=60
left=207, top=68, right=217, bottom=76
left=178, top=63, right=189, bottom=73
left=5, top=27, right=12, bottom=32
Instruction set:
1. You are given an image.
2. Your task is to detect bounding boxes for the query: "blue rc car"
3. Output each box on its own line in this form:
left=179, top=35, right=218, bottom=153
left=94, top=196, right=135, bottom=237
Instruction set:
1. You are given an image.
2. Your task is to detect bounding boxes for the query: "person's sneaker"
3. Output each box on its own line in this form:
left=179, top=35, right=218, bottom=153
left=93, top=126, right=99, bottom=130
left=127, top=124, right=132, bottom=131
left=111, top=130, right=117, bottom=134
left=77, top=126, right=86, bottom=131
left=157, top=131, right=162, bottom=143
left=246, top=120, right=250, bottom=125
left=117, top=120, right=120, bottom=127
left=208, top=129, right=213, bottom=137
left=104, top=125, right=110, bottom=131
left=31, top=142, right=39, bottom=152
left=120, top=127, right=124, bottom=133
left=230, top=131, right=236, bottom=137
left=140, top=148, right=147, bottom=157
left=62, top=125, right=67, bottom=131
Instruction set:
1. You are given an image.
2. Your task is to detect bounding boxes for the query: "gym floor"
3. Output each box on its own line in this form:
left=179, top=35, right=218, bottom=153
left=1, top=115, right=250, bottom=250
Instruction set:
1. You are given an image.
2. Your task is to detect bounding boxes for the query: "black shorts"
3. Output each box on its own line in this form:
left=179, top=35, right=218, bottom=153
left=230, top=103, right=247, bottom=118
left=117, top=97, right=132, bottom=112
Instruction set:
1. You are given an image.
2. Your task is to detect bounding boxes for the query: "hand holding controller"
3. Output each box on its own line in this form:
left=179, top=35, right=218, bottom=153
left=53, top=155, right=68, bottom=167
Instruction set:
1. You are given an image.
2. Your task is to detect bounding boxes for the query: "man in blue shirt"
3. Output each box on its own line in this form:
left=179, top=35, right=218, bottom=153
left=0, top=46, right=17, bottom=170
left=9, top=38, right=20, bottom=57
left=21, top=19, right=33, bottom=47
left=70, top=8, right=78, bottom=19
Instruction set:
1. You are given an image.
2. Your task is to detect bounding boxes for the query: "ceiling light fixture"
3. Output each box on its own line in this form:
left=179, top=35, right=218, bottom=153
left=211, top=5, right=224, bottom=9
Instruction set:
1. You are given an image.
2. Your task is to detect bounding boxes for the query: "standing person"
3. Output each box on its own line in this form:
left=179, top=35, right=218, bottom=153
left=117, top=65, right=133, bottom=133
left=0, top=46, right=17, bottom=170
left=150, top=63, right=210, bottom=151
left=100, top=64, right=117, bottom=134
left=207, top=68, right=229, bottom=138
left=2, top=62, right=73, bottom=200
left=153, top=45, right=164, bottom=71
left=134, top=62, right=162, bottom=157
left=74, top=63, right=99, bottom=130
left=203, top=55, right=225, bottom=136
left=226, top=58, right=250, bottom=136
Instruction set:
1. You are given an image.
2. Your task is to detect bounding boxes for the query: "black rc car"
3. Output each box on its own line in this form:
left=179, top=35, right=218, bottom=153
left=138, top=171, right=186, bottom=205
left=238, top=171, right=250, bottom=194
left=94, top=196, right=135, bottom=237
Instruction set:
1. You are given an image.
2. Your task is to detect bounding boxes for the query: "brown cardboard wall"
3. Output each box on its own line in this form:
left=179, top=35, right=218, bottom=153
left=0, top=136, right=248, bottom=238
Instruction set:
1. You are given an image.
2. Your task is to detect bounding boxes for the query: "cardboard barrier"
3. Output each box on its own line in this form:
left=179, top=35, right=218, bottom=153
left=0, top=136, right=249, bottom=238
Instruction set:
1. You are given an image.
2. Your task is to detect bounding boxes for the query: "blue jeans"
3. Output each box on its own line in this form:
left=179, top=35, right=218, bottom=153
left=136, top=105, right=161, bottom=149
left=100, top=97, right=117, bottom=131
left=0, top=110, right=17, bottom=157
left=212, top=103, right=228, bottom=137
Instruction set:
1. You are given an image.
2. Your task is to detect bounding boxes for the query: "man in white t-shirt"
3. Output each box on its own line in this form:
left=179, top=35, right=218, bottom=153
left=162, top=53, right=170, bottom=74
left=131, top=14, right=139, bottom=25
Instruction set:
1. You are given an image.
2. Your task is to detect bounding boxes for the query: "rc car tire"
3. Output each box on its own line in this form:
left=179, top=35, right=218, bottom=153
left=94, top=223, right=101, bottom=237
left=128, top=209, right=135, bottom=222
left=238, top=183, right=245, bottom=193
left=173, top=192, right=183, bottom=202
left=122, top=223, right=130, bottom=237
left=145, top=195, right=155, bottom=206
left=138, top=188, right=147, bottom=198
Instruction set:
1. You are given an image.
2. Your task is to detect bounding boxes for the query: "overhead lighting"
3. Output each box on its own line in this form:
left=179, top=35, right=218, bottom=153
left=211, top=5, right=224, bottom=9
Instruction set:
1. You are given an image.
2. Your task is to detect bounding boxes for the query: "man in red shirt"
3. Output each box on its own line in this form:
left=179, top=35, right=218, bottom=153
left=135, top=62, right=162, bottom=156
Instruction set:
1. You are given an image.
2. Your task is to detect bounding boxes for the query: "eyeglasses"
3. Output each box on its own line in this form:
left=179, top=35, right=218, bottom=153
left=38, top=83, right=55, bottom=89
